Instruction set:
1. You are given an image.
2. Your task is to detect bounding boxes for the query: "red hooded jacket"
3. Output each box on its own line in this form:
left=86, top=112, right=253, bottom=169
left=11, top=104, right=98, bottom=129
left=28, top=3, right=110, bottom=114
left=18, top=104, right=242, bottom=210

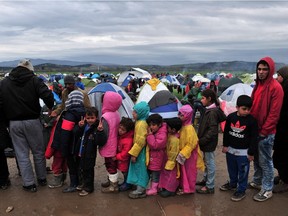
left=250, top=57, right=284, bottom=136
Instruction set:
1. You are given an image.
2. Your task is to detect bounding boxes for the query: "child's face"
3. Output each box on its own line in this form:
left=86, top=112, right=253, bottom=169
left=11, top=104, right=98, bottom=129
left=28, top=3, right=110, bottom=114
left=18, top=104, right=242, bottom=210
left=149, top=123, right=161, bottom=134
left=132, top=110, right=138, bottom=121
left=201, top=96, right=211, bottom=107
left=237, top=106, right=251, bottom=117
left=178, top=112, right=185, bottom=122
left=85, top=114, right=97, bottom=126
left=118, top=124, right=127, bottom=136
left=167, top=126, right=175, bottom=134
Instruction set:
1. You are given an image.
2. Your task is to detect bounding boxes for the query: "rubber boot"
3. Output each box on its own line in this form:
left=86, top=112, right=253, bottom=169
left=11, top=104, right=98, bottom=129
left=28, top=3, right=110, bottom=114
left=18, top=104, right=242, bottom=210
left=101, top=173, right=119, bottom=193
left=101, top=176, right=110, bottom=188
left=128, top=185, right=146, bottom=199
left=48, top=174, right=64, bottom=189
left=146, top=182, right=158, bottom=196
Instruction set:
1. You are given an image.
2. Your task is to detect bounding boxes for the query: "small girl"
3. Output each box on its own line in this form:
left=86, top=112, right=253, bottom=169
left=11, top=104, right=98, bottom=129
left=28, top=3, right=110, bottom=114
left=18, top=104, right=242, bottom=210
left=99, top=91, right=122, bottom=193
left=158, top=117, right=182, bottom=197
left=114, top=117, right=135, bottom=191
left=75, top=107, right=106, bottom=196
left=127, top=101, right=150, bottom=199
left=177, top=104, right=205, bottom=194
left=145, top=114, right=168, bottom=196
left=196, top=89, right=226, bottom=194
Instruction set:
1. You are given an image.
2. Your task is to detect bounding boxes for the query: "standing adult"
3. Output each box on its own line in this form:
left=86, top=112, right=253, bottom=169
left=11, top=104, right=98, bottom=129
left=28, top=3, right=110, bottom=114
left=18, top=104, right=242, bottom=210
left=0, top=59, right=54, bottom=192
left=50, top=75, right=90, bottom=117
left=272, top=66, right=288, bottom=193
left=249, top=57, right=284, bottom=201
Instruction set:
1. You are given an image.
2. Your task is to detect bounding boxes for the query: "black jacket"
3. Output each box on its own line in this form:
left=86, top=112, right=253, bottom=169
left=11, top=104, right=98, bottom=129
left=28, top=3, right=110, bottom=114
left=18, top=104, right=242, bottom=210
left=0, top=66, right=54, bottom=120
left=198, top=107, right=226, bottom=152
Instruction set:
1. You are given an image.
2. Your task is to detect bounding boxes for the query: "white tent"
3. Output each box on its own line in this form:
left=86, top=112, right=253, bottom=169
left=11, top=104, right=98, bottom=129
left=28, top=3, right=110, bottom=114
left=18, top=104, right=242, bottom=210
left=117, top=68, right=152, bottom=86
left=219, top=83, right=253, bottom=116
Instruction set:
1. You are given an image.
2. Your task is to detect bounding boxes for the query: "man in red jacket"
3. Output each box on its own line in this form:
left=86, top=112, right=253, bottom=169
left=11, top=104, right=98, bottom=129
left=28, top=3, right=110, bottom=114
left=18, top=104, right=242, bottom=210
left=249, top=56, right=284, bottom=202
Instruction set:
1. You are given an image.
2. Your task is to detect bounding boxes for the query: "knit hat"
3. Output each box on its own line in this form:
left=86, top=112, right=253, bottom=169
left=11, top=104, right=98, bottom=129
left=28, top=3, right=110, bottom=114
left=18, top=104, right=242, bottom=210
left=64, top=75, right=75, bottom=84
left=18, top=59, right=34, bottom=71
left=65, top=90, right=84, bottom=110
left=277, top=66, right=288, bottom=81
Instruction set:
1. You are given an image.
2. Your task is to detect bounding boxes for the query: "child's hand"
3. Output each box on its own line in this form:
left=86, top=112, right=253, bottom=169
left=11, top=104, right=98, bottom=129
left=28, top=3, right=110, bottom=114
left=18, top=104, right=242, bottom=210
left=79, top=116, right=85, bottom=127
left=248, top=155, right=254, bottom=162
left=176, top=153, right=186, bottom=165
left=97, top=121, right=103, bottom=131
left=147, top=127, right=152, bottom=135
left=131, top=156, right=137, bottom=163
left=222, top=146, right=228, bottom=153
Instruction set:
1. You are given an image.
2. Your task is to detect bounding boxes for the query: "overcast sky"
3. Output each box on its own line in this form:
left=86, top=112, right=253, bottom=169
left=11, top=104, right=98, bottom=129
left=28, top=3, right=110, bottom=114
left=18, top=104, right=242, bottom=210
left=1, top=0, right=288, bottom=65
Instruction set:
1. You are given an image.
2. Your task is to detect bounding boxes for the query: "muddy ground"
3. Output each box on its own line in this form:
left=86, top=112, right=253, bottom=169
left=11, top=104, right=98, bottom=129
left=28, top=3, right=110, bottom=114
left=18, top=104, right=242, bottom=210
left=1, top=133, right=288, bottom=216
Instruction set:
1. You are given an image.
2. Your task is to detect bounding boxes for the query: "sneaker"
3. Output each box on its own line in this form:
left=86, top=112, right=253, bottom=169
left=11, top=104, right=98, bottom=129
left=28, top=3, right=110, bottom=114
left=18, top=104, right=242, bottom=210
left=76, top=184, right=84, bottom=191
left=253, top=189, right=273, bottom=202
left=231, top=191, right=246, bottom=201
left=23, top=184, right=37, bottom=192
left=196, top=180, right=206, bottom=186
left=79, top=190, right=90, bottom=196
left=219, top=181, right=237, bottom=191
left=62, top=186, right=77, bottom=193
left=128, top=189, right=147, bottom=199
left=196, top=186, right=215, bottom=194
left=119, top=182, right=132, bottom=192
left=37, top=178, right=47, bottom=186
left=249, top=182, right=262, bottom=190
left=159, top=189, right=175, bottom=198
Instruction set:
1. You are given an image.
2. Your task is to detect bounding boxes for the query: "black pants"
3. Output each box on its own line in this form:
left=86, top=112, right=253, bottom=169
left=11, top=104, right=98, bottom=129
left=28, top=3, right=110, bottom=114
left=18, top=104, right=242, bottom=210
left=81, top=157, right=96, bottom=192
left=0, top=149, right=9, bottom=185
left=67, top=155, right=81, bottom=186
left=273, top=149, right=288, bottom=183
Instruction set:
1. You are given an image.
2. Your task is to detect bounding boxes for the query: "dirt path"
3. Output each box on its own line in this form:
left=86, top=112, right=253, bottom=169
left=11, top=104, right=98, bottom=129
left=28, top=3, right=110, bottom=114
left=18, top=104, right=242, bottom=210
left=1, top=133, right=288, bottom=216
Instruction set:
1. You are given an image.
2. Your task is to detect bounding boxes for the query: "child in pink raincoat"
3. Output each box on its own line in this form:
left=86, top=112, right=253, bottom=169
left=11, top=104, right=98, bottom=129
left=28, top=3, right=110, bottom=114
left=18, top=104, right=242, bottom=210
left=145, top=114, right=168, bottom=196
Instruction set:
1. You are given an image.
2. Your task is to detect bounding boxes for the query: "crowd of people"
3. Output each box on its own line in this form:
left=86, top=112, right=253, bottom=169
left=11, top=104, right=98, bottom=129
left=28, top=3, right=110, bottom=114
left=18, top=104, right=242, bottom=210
left=0, top=56, right=287, bottom=203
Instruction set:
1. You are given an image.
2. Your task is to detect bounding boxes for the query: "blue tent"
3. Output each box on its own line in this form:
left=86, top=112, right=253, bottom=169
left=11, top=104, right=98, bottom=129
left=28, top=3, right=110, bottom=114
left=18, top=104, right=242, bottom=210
left=88, top=83, right=134, bottom=118
left=121, top=75, right=135, bottom=87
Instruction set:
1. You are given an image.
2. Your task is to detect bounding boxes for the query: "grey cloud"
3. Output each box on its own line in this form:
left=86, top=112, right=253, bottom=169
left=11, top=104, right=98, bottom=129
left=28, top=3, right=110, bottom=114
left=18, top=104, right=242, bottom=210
left=0, top=1, right=288, bottom=65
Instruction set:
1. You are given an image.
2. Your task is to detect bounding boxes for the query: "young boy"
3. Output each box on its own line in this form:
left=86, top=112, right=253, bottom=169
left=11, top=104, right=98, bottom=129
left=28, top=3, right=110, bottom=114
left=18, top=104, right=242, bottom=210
left=75, top=107, right=106, bottom=196
left=220, top=95, right=258, bottom=201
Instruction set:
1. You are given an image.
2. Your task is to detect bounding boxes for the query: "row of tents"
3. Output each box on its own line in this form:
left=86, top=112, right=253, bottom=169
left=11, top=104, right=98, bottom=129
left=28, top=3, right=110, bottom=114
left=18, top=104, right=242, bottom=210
left=87, top=78, right=253, bottom=131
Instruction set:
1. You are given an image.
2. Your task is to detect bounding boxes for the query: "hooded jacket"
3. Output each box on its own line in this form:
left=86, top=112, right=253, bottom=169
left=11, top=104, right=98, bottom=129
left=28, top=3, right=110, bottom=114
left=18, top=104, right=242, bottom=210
left=197, top=104, right=226, bottom=152
left=146, top=122, right=168, bottom=171
left=178, top=105, right=205, bottom=171
left=99, top=91, right=122, bottom=157
left=0, top=66, right=54, bottom=120
left=250, top=57, right=284, bottom=136
left=128, top=101, right=150, bottom=157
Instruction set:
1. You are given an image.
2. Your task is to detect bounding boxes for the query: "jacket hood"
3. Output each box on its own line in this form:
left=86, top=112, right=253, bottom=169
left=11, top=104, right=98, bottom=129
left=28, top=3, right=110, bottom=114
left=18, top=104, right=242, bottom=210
left=179, top=104, right=193, bottom=126
left=256, top=56, right=275, bottom=83
left=277, top=66, right=288, bottom=87
left=133, top=101, right=150, bottom=120
left=8, top=66, right=34, bottom=86
left=102, top=91, right=122, bottom=114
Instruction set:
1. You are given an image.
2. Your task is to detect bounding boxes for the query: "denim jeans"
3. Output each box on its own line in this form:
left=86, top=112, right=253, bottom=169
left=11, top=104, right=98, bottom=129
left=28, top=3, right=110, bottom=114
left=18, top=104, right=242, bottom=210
left=226, top=152, right=250, bottom=193
left=148, top=170, right=160, bottom=183
left=253, top=134, right=275, bottom=191
left=203, top=152, right=215, bottom=189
